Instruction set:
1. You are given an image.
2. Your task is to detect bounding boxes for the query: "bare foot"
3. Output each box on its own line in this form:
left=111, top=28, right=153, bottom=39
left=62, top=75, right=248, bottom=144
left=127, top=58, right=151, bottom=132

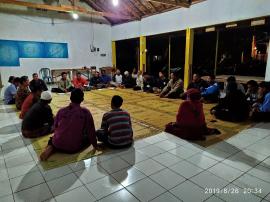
left=40, top=145, right=55, bottom=161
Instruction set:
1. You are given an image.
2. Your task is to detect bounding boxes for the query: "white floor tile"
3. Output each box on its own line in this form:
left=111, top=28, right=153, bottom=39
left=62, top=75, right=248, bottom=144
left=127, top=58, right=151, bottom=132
left=215, top=184, right=262, bottom=202
left=264, top=193, right=270, bottom=201
left=126, top=178, right=166, bottom=202
left=150, top=192, right=181, bottom=202
left=144, top=135, right=166, bottom=144
left=98, top=156, right=130, bottom=174
left=202, top=148, right=232, bottom=162
left=0, top=179, right=12, bottom=198
left=5, top=153, right=33, bottom=168
left=39, top=165, right=73, bottom=182
left=233, top=174, right=270, bottom=198
left=170, top=180, right=211, bottom=201
left=119, top=150, right=149, bottom=165
left=190, top=171, right=229, bottom=189
left=111, top=167, right=146, bottom=187
left=210, top=142, right=241, bottom=155
left=1, top=140, right=25, bottom=151
left=75, top=164, right=108, bottom=184
left=0, top=169, right=9, bottom=181
left=154, top=140, right=180, bottom=151
left=170, top=161, right=203, bottom=178
left=150, top=168, right=186, bottom=190
left=204, top=196, right=224, bottom=202
left=260, top=157, right=270, bottom=169
left=247, top=165, right=270, bottom=183
left=133, top=140, right=150, bottom=149
left=222, top=157, right=256, bottom=172
left=231, top=149, right=268, bottom=163
left=152, top=152, right=182, bottom=167
left=3, top=147, right=30, bottom=159
left=247, top=142, right=270, bottom=156
left=134, top=159, right=165, bottom=176
left=0, top=195, right=14, bottom=202
left=186, top=153, right=218, bottom=169
left=7, top=161, right=38, bottom=179
left=208, top=162, right=244, bottom=182
left=85, top=175, right=123, bottom=200
left=138, top=145, right=166, bottom=158
left=13, top=183, right=52, bottom=202
left=99, top=189, right=139, bottom=202
left=10, top=171, right=44, bottom=193
left=168, top=146, right=198, bottom=159
left=47, top=173, right=83, bottom=196
left=68, top=161, right=90, bottom=172
left=55, top=186, right=96, bottom=202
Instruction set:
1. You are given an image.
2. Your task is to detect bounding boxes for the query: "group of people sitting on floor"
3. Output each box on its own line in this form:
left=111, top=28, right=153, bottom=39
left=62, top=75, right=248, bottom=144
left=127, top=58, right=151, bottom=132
left=3, top=68, right=270, bottom=158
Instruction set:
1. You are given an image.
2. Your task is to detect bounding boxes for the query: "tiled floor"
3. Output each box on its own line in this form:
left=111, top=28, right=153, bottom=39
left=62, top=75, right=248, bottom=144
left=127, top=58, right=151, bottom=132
left=0, top=103, right=270, bottom=202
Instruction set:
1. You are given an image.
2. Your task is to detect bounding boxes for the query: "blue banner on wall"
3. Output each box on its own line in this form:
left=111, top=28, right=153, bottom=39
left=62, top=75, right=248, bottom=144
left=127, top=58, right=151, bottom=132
left=0, top=39, right=68, bottom=66
left=0, top=40, right=20, bottom=66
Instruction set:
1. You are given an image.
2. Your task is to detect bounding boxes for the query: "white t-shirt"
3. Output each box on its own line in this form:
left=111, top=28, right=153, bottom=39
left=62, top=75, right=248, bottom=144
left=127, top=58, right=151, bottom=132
left=115, top=75, right=122, bottom=84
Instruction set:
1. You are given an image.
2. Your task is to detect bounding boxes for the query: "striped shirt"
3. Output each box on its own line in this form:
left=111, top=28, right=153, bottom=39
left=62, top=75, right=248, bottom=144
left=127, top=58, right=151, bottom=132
left=101, top=109, right=133, bottom=146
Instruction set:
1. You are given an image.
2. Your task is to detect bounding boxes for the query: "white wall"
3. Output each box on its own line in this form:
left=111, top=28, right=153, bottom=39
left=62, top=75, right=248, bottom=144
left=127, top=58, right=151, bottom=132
left=0, top=13, right=112, bottom=85
left=112, top=0, right=270, bottom=40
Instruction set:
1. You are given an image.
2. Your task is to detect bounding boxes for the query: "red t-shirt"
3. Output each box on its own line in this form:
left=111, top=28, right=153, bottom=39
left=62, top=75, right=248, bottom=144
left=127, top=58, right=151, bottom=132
left=20, top=93, right=34, bottom=119
left=72, top=77, right=88, bottom=88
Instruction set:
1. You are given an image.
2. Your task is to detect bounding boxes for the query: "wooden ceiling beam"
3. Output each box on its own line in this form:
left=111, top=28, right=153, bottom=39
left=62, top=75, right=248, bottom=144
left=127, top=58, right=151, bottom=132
left=146, top=0, right=190, bottom=8
left=127, top=0, right=146, bottom=16
left=146, top=1, right=158, bottom=12
left=120, top=1, right=141, bottom=20
left=0, top=0, right=133, bottom=19
left=82, top=0, right=114, bottom=24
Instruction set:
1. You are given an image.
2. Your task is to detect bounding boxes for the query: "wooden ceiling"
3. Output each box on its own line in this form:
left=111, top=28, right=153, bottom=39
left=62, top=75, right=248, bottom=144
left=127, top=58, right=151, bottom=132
left=82, top=0, right=205, bottom=25
left=0, top=0, right=205, bottom=25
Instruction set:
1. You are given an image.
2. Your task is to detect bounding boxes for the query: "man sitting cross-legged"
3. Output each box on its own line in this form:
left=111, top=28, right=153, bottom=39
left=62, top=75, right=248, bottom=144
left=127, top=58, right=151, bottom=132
left=96, top=95, right=133, bottom=149
left=40, top=88, right=97, bottom=161
left=22, top=91, right=54, bottom=138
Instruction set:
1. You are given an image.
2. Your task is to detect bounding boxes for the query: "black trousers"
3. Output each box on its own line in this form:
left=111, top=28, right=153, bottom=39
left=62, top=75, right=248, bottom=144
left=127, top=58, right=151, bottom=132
left=251, top=112, right=270, bottom=122
left=51, top=87, right=74, bottom=93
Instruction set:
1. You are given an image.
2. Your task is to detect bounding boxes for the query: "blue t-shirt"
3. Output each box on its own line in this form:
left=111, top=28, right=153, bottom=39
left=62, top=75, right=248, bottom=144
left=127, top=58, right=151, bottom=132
left=101, top=75, right=111, bottom=84
left=4, top=84, right=17, bottom=104
left=259, top=92, right=270, bottom=112
left=201, top=83, right=219, bottom=96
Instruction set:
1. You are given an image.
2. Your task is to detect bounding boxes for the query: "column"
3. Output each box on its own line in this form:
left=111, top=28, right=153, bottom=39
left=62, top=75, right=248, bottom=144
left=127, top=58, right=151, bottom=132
left=140, top=36, right=146, bottom=72
left=184, top=28, right=194, bottom=89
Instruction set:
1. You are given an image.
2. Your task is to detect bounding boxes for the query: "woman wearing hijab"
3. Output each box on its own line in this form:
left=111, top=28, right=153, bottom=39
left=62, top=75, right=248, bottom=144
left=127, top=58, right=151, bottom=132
left=165, top=88, right=219, bottom=140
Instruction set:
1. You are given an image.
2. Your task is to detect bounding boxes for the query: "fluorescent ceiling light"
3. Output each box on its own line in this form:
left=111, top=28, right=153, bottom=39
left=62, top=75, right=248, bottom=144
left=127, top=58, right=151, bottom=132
left=112, top=0, right=119, bottom=6
left=226, top=23, right=237, bottom=28
left=205, top=27, right=215, bottom=32
left=72, top=13, right=79, bottom=20
left=251, top=19, right=265, bottom=26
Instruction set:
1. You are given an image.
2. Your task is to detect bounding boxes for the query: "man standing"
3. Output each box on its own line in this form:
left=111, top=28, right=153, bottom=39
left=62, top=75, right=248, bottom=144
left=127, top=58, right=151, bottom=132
left=40, top=89, right=97, bottom=161
left=30, top=73, right=48, bottom=91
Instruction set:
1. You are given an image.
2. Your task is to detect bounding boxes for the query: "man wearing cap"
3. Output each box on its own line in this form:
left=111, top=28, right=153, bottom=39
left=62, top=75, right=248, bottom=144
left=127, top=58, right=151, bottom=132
left=21, top=91, right=54, bottom=138
left=122, top=71, right=134, bottom=88
left=40, top=88, right=97, bottom=161
left=165, top=88, right=220, bottom=140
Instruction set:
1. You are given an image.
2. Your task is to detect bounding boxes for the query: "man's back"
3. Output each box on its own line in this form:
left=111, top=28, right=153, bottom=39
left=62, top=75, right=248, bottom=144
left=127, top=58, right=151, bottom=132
left=102, top=109, right=133, bottom=146
left=22, top=101, right=53, bottom=130
left=52, top=103, right=96, bottom=152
